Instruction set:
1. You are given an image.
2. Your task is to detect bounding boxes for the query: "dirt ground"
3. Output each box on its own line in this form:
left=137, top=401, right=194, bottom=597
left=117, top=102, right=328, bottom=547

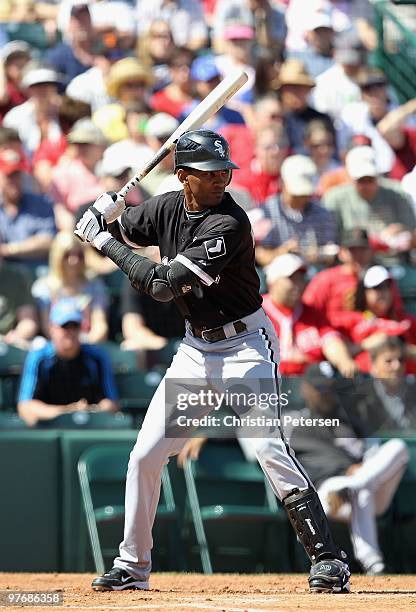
left=0, top=573, right=416, bottom=612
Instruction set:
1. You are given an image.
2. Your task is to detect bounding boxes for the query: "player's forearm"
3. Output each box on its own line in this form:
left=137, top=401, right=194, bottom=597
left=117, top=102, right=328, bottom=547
left=100, top=238, right=155, bottom=291
left=323, top=337, right=354, bottom=368
left=97, top=398, right=118, bottom=413
left=17, top=400, right=70, bottom=427
left=1, top=234, right=53, bottom=259
left=377, top=99, right=416, bottom=149
left=9, top=318, right=38, bottom=341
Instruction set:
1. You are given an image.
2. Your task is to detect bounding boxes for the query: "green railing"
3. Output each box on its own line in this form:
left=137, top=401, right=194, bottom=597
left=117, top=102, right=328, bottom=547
left=373, top=0, right=416, bottom=102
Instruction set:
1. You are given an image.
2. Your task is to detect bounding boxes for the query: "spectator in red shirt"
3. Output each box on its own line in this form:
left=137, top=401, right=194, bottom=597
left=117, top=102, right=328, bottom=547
left=303, top=228, right=373, bottom=323
left=303, top=228, right=404, bottom=325
left=233, top=124, right=289, bottom=205
left=33, top=95, right=92, bottom=193
left=149, top=47, right=195, bottom=119
left=220, top=93, right=284, bottom=174
left=331, top=265, right=416, bottom=373
left=0, top=41, right=31, bottom=122
left=262, top=253, right=357, bottom=377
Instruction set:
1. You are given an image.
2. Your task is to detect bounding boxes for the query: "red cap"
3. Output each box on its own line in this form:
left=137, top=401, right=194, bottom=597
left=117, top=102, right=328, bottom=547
left=0, top=149, right=26, bottom=175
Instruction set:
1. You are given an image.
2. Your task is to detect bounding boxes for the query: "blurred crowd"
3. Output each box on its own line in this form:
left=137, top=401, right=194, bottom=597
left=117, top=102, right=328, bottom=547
left=1, top=0, right=416, bottom=429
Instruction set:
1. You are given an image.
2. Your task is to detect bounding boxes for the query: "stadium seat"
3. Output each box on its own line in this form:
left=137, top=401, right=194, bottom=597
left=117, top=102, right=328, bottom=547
left=146, top=338, right=182, bottom=369
left=97, top=341, right=138, bottom=373
left=183, top=439, right=290, bottom=574
left=0, top=343, right=28, bottom=410
left=39, top=411, right=134, bottom=429
left=115, top=370, right=163, bottom=416
left=0, top=412, right=27, bottom=429
left=78, top=444, right=179, bottom=573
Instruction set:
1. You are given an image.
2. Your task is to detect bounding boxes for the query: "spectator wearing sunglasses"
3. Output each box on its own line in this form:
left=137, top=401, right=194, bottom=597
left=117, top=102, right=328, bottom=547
left=18, top=297, right=118, bottom=427
left=32, top=231, right=109, bottom=343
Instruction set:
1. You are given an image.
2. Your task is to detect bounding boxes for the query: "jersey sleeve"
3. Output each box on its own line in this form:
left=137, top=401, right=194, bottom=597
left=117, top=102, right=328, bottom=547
left=18, top=349, right=43, bottom=402
left=118, top=199, right=159, bottom=247
left=173, top=216, right=248, bottom=286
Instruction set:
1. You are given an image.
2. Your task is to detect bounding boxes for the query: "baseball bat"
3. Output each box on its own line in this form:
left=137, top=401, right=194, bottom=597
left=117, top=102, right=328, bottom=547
left=118, top=70, right=248, bottom=198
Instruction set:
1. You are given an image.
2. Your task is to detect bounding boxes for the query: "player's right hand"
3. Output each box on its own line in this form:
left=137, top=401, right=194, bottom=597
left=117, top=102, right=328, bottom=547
left=74, top=206, right=107, bottom=243
left=93, top=191, right=126, bottom=223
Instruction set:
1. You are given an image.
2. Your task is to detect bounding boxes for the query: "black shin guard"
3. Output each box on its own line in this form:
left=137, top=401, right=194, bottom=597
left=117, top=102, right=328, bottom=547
left=283, top=488, right=345, bottom=563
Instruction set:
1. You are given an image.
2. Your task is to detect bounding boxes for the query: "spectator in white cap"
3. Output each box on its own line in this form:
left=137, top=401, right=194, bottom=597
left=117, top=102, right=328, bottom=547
left=0, top=41, right=31, bottom=121
left=323, top=145, right=416, bottom=260
left=3, top=63, right=62, bottom=159
left=96, top=148, right=143, bottom=207
left=330, top=265, right=416, bottom=373
left=311, top=34, right=364, bottom=119
left=255, top=154, right=337, bottom=266
left=262, top=252, right=356, bottom=377
left=98, top=101, right=153, bottom=192
left=288, top=11, right=335, bottom=78
left=50, top=119, right=107, bottom=227
left=139, top=112, right=180, bottom=196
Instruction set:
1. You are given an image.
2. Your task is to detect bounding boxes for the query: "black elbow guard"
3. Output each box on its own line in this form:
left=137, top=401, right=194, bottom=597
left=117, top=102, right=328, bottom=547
left=149, top=259, right=200, bottom=302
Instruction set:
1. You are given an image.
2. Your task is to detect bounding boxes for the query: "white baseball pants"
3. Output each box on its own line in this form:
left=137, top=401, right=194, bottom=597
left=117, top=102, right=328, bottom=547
left=318, top=438, right=409, bottom=571
left=113, top=308, right=311, bottom=581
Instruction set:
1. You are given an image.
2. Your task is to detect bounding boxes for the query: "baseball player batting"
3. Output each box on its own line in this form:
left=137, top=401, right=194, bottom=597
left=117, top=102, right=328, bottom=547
left=75, top=129, right=351, bottom=594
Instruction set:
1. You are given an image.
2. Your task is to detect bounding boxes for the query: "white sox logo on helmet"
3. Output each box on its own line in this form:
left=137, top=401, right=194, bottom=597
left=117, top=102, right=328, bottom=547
left=214, top=139, right=226, bottom=157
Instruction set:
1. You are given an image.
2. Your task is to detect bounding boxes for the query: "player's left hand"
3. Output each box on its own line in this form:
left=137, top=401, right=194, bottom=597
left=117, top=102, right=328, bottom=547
left=75, top=206, right=107, bottom=243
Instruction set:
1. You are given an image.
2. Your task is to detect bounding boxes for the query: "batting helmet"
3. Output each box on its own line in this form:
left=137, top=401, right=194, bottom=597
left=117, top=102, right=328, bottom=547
left=174, top=129, right=239, bottom=172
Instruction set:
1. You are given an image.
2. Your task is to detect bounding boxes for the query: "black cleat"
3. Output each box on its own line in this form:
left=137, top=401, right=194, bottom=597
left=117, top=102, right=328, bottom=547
left=92, top=567, right=149, bottom=591
left=309, top=558, right=351, bottom=593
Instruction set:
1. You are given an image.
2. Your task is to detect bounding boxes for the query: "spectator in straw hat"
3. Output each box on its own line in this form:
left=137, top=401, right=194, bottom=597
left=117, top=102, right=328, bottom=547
left=93, top=57, right=154, bottom=142
left=277, top=59, right=335, bottom=154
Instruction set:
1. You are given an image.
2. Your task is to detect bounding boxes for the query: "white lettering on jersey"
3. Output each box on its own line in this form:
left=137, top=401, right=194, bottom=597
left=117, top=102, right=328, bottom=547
left=204, top=237, right=226, bottom=259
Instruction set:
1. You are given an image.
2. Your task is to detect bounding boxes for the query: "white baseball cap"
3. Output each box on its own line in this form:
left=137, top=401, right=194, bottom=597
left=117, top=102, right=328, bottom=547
left=265, top=253, right=306, bottom=284
left=21, top=67, right=61, bottom=89
left=280, top=155, right=317, bottom=196
left=97, top=147, right=132, bottom=177
left=144, top=113, right=179, bottom=140
left=346, top=146, right=378, bottom=180
left=309, top=12, right=333, bottom=31
left=363, top=265, right=391, bottom=289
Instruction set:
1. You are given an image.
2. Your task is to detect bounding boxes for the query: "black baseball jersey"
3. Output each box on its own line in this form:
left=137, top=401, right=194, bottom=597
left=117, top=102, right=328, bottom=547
left=118, top=190, right=262, bottom=328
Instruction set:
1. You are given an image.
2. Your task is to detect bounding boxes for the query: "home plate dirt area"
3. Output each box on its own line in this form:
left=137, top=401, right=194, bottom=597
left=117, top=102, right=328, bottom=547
left=1, top=573, right=416, bottom=611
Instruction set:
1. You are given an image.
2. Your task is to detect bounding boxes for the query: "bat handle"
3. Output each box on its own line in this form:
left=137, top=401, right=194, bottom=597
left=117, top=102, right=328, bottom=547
left=118, top=143, right=174, bottom=198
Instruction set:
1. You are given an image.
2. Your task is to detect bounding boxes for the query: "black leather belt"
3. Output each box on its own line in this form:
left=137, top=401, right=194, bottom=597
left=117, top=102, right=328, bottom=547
left=191, top=320, right=247, bottom=343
